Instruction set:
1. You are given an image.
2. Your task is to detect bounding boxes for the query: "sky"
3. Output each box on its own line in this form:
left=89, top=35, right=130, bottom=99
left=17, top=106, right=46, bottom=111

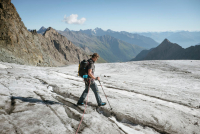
left=12, top=0, right=200, bottom=32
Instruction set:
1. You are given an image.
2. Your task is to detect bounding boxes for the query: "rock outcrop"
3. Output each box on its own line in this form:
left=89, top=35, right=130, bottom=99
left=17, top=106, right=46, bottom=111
left=0, top=0, right=88, bottom=66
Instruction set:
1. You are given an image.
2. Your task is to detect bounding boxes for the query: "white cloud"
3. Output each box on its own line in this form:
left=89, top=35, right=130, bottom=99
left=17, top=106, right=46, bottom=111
left=63, top=14, right=86, bottom=24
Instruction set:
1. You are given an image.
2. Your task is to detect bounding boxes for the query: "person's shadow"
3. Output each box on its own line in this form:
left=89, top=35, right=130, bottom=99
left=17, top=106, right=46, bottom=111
left=11, top=96, right=62, bottom=105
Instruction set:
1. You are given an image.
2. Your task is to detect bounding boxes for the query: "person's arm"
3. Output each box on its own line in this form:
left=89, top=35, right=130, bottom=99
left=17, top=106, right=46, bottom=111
left=88, top=69, right=100, bottom=80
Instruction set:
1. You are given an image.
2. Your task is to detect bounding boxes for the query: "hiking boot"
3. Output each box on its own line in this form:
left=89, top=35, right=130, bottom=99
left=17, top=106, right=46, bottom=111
left=77, top=102, right=84, bottom=105
left=98, top=102, right=106, bottom=106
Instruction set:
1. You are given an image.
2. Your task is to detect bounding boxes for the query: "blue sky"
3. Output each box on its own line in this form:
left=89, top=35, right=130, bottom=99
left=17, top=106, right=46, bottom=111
left=12, top=0, right=200, bottom=32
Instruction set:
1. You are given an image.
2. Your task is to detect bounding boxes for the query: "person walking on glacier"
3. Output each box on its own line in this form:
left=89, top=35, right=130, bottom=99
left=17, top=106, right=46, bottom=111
left=77, top=53, right=106, bottom=106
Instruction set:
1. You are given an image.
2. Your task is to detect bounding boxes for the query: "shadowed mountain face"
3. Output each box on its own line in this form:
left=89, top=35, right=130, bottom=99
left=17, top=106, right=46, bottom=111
left=79, top=28, right=159, bottom=49
left=131, top=48, right=154, bottom=61
left=56, top=30, right=144, bottom=62
left=132, top=39, right=200, bottom=61
left=144, top=39, right=183, bottom=60
left=0, top=0, right=88, bottom=66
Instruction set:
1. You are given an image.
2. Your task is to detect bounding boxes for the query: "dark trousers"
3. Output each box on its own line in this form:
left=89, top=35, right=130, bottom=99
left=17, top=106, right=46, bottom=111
left=78, top=80, right=102, bottom=105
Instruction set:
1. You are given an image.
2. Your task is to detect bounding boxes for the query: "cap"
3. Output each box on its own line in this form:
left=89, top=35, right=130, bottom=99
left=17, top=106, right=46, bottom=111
left=90, top=53, right=99, bottom=58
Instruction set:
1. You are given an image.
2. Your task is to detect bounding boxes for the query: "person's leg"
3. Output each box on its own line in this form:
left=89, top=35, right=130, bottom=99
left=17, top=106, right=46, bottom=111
left=90, top=81, right=102, bottom=105
left=77, top=84, right=90, bottom=104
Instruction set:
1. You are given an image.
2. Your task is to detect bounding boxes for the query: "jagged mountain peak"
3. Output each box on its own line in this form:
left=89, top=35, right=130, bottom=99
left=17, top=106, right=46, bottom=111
left=64, top=28, right=70, bottom=32
left=94, top=27, right=103, bottom=31
left=39, top=26, right=46, bottom=30
left=159, top=38, right=182, bottom=48
left=162, top=38, right=170, bottom=43
left=36, top=26, right=47, bottom=35
left=158, top=39, right=182, bottom=50
left=37, top=26, right=47, bottom=34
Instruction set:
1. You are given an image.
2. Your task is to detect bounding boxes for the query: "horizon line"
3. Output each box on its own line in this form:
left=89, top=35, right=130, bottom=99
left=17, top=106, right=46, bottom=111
left=30, top=26, right=200, bottom=33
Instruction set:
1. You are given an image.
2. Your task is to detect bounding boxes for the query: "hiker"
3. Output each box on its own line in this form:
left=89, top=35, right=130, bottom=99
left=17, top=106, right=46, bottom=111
left=77, top=53, right=106, bottom=106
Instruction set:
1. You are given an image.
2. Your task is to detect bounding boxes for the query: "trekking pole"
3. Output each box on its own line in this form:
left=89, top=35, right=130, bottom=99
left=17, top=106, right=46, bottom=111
left=98, top=80, right=113, bottom=110
left=76, top=79, right=91, bottom=134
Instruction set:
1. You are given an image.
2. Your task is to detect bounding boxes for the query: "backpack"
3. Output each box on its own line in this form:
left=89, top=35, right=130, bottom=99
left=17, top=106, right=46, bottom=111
left=78, top=59, right=90, bottom=78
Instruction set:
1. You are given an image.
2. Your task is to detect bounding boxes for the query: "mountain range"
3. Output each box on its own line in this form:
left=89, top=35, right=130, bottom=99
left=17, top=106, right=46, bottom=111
left=79, top=28, right=159, bottom=49
left=132, top=39, right=200, bottom=61
left=137, top=31, right=200, bottom=48
left=37, top=27, right=145, bottom=62
left=37, top=26, right=200, bottom=62
left=0, top=0, right=88, bottom=66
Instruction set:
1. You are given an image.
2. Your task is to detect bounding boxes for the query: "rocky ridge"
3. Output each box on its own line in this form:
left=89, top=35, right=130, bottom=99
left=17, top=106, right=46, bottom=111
left=0, top=0, right=88, bottom=66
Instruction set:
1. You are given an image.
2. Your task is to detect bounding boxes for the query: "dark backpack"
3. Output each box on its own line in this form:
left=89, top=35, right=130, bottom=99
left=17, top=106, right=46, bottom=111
left=78, top=59, right=90, bottom=78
